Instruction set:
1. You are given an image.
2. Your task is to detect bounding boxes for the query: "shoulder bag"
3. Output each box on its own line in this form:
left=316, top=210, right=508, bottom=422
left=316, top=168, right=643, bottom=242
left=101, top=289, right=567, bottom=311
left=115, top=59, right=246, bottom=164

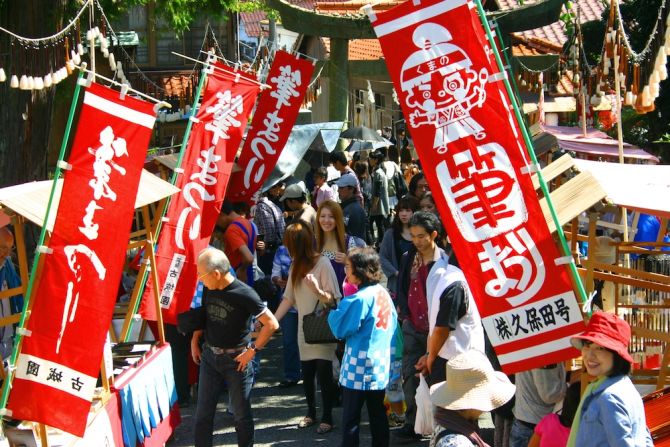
left=303, top=300, right=338, bottom=344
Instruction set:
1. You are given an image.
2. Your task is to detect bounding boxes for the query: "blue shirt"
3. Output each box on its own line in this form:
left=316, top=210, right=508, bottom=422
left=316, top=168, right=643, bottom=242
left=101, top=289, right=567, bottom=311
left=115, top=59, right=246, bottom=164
left=272, top=246, right=296, bottom=314
left=575, top=375, right=652, bottom=447
left=328, top=283, right=397, bottom=391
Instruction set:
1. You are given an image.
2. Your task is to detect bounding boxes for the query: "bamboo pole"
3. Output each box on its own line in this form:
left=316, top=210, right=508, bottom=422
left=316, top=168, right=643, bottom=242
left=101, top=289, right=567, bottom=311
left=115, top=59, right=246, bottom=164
left=473, top=0, right=590, bottom=309
left=123, top=63, right=210, bottom=341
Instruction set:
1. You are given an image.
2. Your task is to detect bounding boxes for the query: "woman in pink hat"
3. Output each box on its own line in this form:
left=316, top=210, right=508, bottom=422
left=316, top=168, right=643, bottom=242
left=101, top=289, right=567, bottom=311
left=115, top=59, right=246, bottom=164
left=567, top=312, right=653, bottom=446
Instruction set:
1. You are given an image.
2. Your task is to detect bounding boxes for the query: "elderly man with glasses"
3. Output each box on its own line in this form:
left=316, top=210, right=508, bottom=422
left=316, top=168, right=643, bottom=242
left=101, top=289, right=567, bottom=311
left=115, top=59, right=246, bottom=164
left=191, top=247, right=279, bottom=447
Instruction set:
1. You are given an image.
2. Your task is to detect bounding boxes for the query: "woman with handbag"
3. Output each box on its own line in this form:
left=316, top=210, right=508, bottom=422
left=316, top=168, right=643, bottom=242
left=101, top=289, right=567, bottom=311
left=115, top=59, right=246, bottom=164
left=315, top=200, right=366, bottom=296
left=273, top=222, right=341, bottom=435
left=327, top=247, right=398, bottom=447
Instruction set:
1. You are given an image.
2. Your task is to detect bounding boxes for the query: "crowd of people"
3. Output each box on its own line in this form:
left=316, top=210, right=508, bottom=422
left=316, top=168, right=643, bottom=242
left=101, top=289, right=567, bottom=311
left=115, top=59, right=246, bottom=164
left=172, top=144, right=654, bottom=447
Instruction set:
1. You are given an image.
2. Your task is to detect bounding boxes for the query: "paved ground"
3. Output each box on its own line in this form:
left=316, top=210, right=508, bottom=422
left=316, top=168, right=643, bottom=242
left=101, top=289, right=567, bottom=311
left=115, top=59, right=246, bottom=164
left=167, top=333, right=430, bottom=447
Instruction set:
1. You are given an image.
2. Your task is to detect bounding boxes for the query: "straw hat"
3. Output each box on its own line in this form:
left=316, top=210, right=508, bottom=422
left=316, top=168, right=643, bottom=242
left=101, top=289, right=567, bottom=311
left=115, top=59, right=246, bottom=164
left=429, top=350, right=515, bottom=412
left=570, top=311, right=633, bottom=363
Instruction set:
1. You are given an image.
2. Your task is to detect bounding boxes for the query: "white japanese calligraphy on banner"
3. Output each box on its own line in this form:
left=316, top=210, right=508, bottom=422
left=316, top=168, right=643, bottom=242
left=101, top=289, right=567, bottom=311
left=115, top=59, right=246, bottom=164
left=8, top=82, right=156, bottom=436
left=227, top=50, right=315, bottom=203
left=141, top=62, right=261, bottom=325
left=368, top=0, right=585, bottom=373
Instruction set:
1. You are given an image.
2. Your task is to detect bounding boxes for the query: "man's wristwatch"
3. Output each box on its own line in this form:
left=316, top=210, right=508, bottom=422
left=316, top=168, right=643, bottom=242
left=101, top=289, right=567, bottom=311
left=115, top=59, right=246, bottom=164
left=247, top=342, right=260, bottom=353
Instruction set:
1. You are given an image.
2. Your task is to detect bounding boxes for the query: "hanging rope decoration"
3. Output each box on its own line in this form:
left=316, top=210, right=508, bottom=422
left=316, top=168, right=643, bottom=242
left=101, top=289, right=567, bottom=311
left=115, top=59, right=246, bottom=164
left=0, top=0, right=91, bottom=89
left=590, top=0, right=670, bottom=114
left=94, top=0, right=166, bottom=94
left=0, top=0, right=165, bottom=94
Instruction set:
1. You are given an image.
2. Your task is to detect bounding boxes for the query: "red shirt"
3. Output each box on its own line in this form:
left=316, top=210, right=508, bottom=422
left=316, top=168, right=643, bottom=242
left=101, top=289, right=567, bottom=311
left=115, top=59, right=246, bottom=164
left=223, top=217, right=256, bottom=269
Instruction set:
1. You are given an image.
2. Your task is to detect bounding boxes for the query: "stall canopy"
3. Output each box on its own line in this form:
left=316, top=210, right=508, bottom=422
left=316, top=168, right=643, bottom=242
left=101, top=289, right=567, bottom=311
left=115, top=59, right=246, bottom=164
left=262, top=121, right=344, bottom=190
left=573, top=159, right=670, bottom=218
left=0, top=170, right=180, bottom=231
left=533, top=124, right=660, bottom=164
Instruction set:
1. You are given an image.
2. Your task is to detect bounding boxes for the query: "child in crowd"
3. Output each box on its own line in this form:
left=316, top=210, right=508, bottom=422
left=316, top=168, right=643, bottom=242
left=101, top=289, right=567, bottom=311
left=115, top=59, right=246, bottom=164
left=528, top=381, right=580, bottom=447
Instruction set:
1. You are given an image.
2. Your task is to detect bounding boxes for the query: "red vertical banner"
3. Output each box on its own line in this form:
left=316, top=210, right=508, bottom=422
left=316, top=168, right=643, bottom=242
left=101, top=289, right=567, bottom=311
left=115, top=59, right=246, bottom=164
left=368, top=0, right=585, bottom=373
left=141, top=62, right=261, bottom=324
left=8, top=83, right=156, bottom=435
left=227, top=50, right=314, bottom=202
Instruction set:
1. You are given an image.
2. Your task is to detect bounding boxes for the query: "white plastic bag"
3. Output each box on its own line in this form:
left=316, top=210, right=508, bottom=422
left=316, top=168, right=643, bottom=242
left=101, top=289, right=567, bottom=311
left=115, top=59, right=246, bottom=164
left=414, top=374, right=434, bottom=436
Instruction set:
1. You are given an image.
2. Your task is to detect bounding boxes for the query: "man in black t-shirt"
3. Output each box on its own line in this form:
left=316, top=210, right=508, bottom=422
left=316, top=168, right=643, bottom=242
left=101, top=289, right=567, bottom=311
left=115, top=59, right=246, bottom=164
left=191, top=248, right=279, bottom=447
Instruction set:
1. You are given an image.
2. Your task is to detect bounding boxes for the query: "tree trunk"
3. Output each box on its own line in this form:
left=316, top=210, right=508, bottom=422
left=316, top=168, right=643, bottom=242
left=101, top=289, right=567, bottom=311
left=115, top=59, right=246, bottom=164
left=0, top=0, right=70, bottom=188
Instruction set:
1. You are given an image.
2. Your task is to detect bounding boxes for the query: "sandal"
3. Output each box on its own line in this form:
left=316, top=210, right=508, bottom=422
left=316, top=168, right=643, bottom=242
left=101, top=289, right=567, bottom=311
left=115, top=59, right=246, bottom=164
left=316, top=422, right=333, bottom=434
left=298, top=416, right=315, bottom=428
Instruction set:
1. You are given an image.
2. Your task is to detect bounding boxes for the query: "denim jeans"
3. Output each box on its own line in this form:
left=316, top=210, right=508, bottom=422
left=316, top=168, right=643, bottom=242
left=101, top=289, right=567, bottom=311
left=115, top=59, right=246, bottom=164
left=194, top=348, right=254, bottom=447
left=341, top=388, right=389, bottom=447
left=401, top=319, right=428, bottom=432
left=280, top=311, right=301, bottom=382
left=509, top=419, right=535, bottom=447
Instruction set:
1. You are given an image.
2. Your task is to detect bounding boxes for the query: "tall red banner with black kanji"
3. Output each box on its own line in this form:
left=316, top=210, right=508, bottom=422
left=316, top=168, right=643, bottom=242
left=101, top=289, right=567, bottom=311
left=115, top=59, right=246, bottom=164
left=227, top=50, right=314, bottom=203
left=8, top=83, right=156, bottom=435
left=141, top=62, right=261, bottom=324
left=368, top=0, right=585, bottom=373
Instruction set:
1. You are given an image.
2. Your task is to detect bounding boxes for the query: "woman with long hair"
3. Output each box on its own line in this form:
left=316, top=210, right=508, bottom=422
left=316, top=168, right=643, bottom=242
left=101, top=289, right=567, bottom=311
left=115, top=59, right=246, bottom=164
left=379, top=196, right=420, bottom=298
left=315, top=200, right=365, bottom=294
left=273, top=222, right=341, bottom=435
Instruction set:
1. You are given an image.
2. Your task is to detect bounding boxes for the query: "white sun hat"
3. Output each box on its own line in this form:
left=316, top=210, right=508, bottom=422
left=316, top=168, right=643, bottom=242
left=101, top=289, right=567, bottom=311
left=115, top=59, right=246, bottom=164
left=429, top=350, right=515, bottom=412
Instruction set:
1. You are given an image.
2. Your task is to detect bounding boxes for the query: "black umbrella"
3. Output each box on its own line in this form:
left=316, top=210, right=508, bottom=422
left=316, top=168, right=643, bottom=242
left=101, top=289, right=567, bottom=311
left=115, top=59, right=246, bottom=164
left=340, top=125, right=387, bottom=143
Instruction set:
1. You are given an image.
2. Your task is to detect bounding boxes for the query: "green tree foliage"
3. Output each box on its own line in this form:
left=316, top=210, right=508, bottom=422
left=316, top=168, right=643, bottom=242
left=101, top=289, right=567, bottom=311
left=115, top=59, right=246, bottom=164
left=98, top=0, right=268, bottom=34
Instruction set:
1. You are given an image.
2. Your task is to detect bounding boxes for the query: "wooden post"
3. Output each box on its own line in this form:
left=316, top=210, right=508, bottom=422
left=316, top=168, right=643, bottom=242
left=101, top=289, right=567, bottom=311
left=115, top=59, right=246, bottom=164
left=585, top=214, right=598, bottom=299
left=120, top=249, right=150, bottom=342
left=142, top=202, right=165, bottom=344
left=570, top=217, right=579, bottom=263
left=656, top=218, right=668, bottom=243
left=145, top=235, right=165, bottom=344
left=330, top=37, right=350, bottom=151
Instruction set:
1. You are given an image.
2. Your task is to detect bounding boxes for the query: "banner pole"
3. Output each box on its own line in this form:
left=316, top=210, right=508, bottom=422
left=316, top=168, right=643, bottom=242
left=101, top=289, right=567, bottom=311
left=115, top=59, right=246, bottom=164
left=123, top=65, right=210, bottom=342
left=473, top=1, right=590, bottom=309
left=0, top=71, right=87, bottom=413
left=493, top=25, right=524, bottom=118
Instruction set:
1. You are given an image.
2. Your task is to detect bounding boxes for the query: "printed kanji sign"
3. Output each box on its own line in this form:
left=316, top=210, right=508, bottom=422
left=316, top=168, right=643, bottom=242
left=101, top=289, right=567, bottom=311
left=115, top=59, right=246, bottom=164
left=367, top=0, right=585, bottom=373
left=227, top=50, right=314, bottom=203
left=141, top=62, right=260, bottom=324
left=8, top=82, right=156, bottom=435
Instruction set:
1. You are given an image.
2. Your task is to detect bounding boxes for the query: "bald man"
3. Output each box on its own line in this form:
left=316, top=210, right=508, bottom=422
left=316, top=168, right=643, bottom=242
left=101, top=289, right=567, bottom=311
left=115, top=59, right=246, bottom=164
left=0, top=227, right=22, bottom=359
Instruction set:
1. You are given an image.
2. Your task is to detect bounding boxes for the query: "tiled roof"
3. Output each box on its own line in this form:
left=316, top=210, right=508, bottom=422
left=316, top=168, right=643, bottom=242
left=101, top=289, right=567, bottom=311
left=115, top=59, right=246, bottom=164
left=322, top=38, right=384, bottom=61
left=162, top=74, right=195, bottom=97
left=512, top=38, right=562, bottom=56
left=555, top=69, right=576, bottom=96
left=495, top=0, right=539, bottom=10
left=315, top=0, right=403, bottom=16
left=240, top=11, right=267, bottom=38
left=512, top=0, right=606, bottom=48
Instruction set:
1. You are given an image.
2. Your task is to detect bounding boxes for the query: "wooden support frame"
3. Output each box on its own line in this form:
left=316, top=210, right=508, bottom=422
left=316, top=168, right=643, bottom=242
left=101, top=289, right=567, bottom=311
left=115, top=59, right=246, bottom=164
left=536, top=154, right=670, bottom=392
left=0, top=174, right=177, bottom=445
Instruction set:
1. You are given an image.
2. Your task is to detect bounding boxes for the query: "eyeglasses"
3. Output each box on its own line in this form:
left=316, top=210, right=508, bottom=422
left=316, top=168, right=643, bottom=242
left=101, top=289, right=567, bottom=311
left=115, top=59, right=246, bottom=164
left=197, top=271, right=211, bottom=280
